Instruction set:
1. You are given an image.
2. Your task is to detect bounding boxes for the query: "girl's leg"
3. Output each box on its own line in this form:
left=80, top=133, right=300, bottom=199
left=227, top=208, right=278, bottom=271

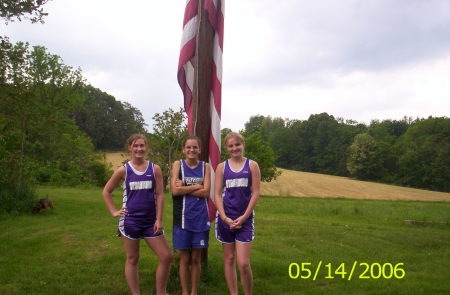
left=236, top=242, right=253, bottom=295
left=190, top=248, right=202, bottom=295
left=122, top=236, right=141, bottom=295
left=178, top=249, right=191, bottom=295
left=223, top=243, right=238, bottom=295
left=144, top=236, right=173, bottom=295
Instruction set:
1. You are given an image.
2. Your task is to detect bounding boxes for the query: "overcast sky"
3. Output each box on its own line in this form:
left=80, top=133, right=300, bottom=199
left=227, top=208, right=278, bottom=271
left=2, top=0, right=450, bottom=131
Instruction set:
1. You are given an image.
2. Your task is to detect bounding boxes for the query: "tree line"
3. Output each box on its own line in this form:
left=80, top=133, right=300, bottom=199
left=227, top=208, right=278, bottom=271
left=0, top=1, right=146, bottom=212
left=0, top=36, right=146, bottom=212
left=242, top=113, right=449, bottom=192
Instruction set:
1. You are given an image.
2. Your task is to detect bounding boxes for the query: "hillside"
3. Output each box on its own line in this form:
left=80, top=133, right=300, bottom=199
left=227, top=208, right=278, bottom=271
left=261, top=168, right=450, bottom=202
left=104, top=152, right=129, bottom=169
left=104, top=153, right=450, bottom=202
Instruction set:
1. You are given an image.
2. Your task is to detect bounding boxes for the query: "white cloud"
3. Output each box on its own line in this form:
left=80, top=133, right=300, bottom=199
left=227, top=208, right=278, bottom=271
left=221, top=54, right=450, bottom=129
left=2, top=0, right=449, bottom=132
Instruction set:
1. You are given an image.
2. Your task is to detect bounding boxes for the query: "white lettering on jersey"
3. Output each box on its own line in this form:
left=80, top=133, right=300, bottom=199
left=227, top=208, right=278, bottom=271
left=225, top=178, right=248, bottom=188
left=129, top=181, right=153, bottom=190
left=184, top=177, right=203, bottom=185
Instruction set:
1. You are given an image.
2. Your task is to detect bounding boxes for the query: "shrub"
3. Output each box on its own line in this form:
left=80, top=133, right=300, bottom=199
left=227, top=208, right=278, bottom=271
left=88, top=161, right=113, bottom=186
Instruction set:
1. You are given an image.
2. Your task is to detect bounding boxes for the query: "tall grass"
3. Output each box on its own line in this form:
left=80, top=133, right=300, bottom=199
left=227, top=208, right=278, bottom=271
left=0, top=187, right=449, bottom=294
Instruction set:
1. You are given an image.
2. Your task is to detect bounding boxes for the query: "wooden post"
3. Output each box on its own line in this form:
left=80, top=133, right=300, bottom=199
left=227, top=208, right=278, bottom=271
left=192, top=0, right=215, bottom=268
left=192, top=0, right=214, bottom=150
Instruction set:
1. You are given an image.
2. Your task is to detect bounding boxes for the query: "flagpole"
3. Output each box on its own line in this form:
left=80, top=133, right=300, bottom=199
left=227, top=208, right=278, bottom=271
left=193, top=0, right=214, bottom=148
left=193, top=0, right=215, bottom=268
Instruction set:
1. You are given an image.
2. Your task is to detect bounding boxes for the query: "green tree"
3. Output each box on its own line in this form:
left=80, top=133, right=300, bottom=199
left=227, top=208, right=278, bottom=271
left=270, top=119, right=302, bottom=170
left=148, top=108, right=188, bottom=190
left=0, top=38, right=97, bottom=211
left=243, top=132, right=281, bottom=182
left=244, top=115, right=287, bottom=145
left=263, top=113, right=361, bottom=175
left=396, top=117, right=450, bottom=191
left=244, top=115, right=299, bottom=170
left=347, top=133, right=383, bottom=180
left=221, top=127, right=280, bottom=182
left=243, top=113, right=365, bottom=176
left=73, top=85, right=146, bottom=150
left=220, top=127, right=232, bottom=161
left=367, top=118, right=414, bottom=181
left=1, top=0, right=49, bottom=24
left=244, top=115, right=265, bottom=137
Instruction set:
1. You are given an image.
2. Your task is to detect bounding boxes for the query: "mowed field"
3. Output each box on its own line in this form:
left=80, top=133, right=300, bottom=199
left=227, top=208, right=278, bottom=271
left=261, top=169, right=450, bottom=202
left=0, top=153, right=448, bottom=294
left=2, top=186, right=449, bottom=294
left=103, top=152, right=130, bottom=169
left=104, top=152, right=450, bottom=202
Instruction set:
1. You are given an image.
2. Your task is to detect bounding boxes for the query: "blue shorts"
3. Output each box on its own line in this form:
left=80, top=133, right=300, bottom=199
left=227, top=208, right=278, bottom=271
left=117, top=216, right=163, bottom=240
left=172, top=226, right=209, bottom=250
left=215, top=214, right=254, bottom=244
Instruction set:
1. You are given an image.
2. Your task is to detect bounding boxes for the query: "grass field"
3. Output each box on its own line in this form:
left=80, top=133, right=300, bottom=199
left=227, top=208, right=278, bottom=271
left=0, top=186, right=449, bottom=294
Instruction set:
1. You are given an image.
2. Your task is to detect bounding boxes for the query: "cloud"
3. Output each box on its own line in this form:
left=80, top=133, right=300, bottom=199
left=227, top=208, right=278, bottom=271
left=221, top=53, right=450, bottom=129
left=224, top=0, right=450, bottom=87
left=1, top=0, right=449, bottom=132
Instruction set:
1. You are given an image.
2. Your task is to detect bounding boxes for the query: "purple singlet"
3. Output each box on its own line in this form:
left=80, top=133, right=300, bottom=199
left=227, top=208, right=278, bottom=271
left=117, top=161, right=160, bottom=240
left=222, top=158, right=253, bottom=219
left=172, top=160, right=210, bottom=232
left=215, top=158, right=255, bottom=243
left=122, top=161, right=156, bottom=219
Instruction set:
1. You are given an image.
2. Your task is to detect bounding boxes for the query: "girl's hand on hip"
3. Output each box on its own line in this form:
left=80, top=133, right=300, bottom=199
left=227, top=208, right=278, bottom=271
left=112, top=206, right=128, bottom=217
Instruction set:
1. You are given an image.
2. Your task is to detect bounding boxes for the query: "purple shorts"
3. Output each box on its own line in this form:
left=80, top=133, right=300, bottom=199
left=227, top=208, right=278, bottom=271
left=172, top=226, right=209, bottom=250
left=117, top=216, right=163, bottom=240
left=215, top=214, right=254, bottom=244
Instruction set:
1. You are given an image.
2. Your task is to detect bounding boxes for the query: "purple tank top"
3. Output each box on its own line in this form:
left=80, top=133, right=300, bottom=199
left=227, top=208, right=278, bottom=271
left=222, top=158, right=253, bottom=219
left=123, top=161, right=156, bottom=220
left=180, top=159, right=209, bottom=231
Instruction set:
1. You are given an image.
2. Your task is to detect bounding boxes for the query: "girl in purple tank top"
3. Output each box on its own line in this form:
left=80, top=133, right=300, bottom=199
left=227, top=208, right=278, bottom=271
left=102, top=134, right=173, bottom=295
left=214, top=132, right=261, bottom=295
left=171, top=135, right=211, bottom=295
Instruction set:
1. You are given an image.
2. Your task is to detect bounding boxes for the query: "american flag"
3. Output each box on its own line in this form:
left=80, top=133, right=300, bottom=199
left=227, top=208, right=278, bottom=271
left=177, top=0, right=224, bottom=220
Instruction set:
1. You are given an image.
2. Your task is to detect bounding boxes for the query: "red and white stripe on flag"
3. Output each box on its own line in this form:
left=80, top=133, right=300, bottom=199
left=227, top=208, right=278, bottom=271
left=177, top=0, right=224, bottom=221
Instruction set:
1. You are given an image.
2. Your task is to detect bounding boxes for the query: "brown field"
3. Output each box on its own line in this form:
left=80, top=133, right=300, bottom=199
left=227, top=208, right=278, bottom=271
left=261, top=168, right=450, bottom=202
left=103, top=153, right=450, bottom=202
left=102, top=152, right=130, bottom=169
